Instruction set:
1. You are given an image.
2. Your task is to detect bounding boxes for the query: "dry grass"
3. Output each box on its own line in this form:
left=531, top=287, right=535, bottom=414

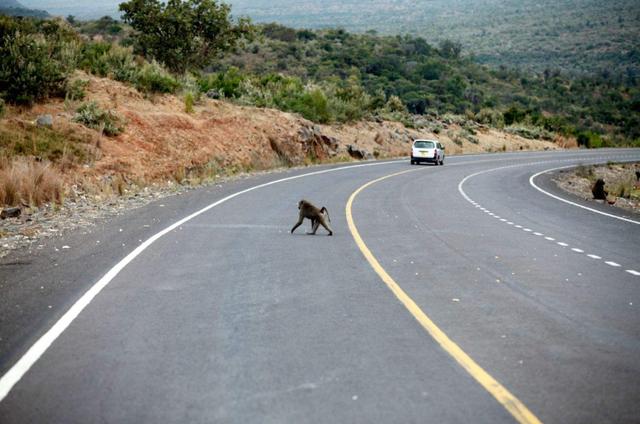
left=0, top=158, right=65, bottom=207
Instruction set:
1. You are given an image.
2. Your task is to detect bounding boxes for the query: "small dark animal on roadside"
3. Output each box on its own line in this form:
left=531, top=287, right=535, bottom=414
left=592, top=178, right=608, bottom=200
left=1, top=207, right=21, bottom=220
left=291, top=200, right=333, bottom=235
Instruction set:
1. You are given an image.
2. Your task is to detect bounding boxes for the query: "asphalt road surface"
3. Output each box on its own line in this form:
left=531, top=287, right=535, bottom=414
left=1, top=149, right=639, bottom=423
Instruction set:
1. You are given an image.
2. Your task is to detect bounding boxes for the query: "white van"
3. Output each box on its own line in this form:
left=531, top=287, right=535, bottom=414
left=410, top=139, right=445, bottom=165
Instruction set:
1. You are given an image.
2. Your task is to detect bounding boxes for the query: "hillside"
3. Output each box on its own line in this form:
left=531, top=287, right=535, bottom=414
left=0, top=72, right=560, bottom=205
left=0, top=0, right=48, bottom=17
left=213, top=25, right=639, bottom=144
left=229, top=0, right=640, bottom=76
left=21, top=0, right=640, bottom=76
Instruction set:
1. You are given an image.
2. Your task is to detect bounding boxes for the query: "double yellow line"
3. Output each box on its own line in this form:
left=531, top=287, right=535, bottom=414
left=346, top=169, right=542, bottom=424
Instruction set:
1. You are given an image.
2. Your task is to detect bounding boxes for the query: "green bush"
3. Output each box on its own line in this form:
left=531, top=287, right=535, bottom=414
left=475, top=108, right=504, bottom=127
left=135, top=61, right=180, bottom=94
left=184, top=92, right=195, bottom=114
left=505, top=125, right=554, bottom=140
left=65, top=78, right=89, bottom=101
left=576, top=131, right=606, bottom=148
left=79, top=41, right=112, bottom=76
left=0, top=17, right=80, bottom=105
left=289, top=88, right=332, bottom=123
left=73, top=102, right=124, bottom=136
left=198, top=68, right=246, bottom=98
left=80, top=42, right=141, bottom=83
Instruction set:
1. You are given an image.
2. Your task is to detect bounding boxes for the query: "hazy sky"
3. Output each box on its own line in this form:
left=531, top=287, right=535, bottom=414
left=21, top=1, right=130, bottom=17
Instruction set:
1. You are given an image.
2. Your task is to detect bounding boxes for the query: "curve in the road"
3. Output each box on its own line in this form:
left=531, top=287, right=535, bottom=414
left=458, top=160, right=640, bottom=278
left=0, top=159, right=403, bottom=403
left=346, top=168, right=543, bottom=424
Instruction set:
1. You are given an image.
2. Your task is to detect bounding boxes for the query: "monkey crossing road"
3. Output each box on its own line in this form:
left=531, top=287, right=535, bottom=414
left=1, top=149, right=639, bottom=423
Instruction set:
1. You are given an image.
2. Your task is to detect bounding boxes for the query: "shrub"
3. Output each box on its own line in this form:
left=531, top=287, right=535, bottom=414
left=135, top=61, right=180, bottom=94
left=80, top=42, right=140, bottom=83
left=0, top=17, right=80, bottom=105
left=576, top=130, right=606, bottom=148
left=198, top=67, right=246, bottom=98
left=505, top=125, right=554, bottom=140
left=0, top=157, right=65, bottom=207
left=184, top=92, right=195, bottom=114
left=73, top=102, right=124, bottom=136
left=289, top=88, right=332, bottom=123
left=385, top=95, right=407, bottom=113
left=78, top=41, right=113, bottom=76
left=0, top=98, right=5, bottom=118
left=65, top=78, right=89, bottom=101
left=475, top=108, right=505, bottom=127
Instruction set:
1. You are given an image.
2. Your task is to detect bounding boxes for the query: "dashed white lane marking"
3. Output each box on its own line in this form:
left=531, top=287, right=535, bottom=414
left=457, top=154, right=640, bottom=278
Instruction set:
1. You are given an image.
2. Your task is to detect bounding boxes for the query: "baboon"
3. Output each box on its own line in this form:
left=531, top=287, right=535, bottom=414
left=291, top=200, right=333, bottom=235
left=592, top=178, right=608, bottom=200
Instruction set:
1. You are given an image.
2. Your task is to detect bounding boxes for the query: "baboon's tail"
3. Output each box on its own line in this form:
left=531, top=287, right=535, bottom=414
left=320, top=206, right=330, bottom=222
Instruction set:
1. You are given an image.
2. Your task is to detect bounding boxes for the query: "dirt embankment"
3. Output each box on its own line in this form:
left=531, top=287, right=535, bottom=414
left=10, top=73, right=561, bottom=188
left=0, top=73, right=567, bottom=255
left=553, top=162, right=640, bottom=215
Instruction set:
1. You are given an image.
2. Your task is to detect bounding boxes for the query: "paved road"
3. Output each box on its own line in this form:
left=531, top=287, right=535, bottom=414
left=1, top=149, right=639, bottom=423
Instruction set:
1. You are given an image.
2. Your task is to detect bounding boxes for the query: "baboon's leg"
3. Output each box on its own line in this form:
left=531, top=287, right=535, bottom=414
left=309, top=219, right=320, bottom=234
left=291, top=213, right=304, bottom=234
left=318, top=216, right=333, bottom=235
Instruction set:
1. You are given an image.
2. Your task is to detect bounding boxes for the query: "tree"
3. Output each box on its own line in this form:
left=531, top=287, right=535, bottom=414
left=438, top=39, right=462, bottom=59
left=119, top=0, right=254, bottom=73
left=0, top=17, right=79, bottom=105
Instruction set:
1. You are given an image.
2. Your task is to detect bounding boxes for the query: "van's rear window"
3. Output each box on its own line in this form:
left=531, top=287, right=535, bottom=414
left=414, top=141, right=435, bottom=148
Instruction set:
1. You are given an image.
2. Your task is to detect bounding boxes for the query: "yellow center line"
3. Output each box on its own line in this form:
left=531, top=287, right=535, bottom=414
left=345, top=169, right=542, bottom=424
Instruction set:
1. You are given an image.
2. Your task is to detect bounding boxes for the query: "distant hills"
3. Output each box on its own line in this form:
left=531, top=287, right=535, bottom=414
left=20, top=0, right=115, bottom=20
left=227, top=0, right=640, bottom=76
left=17, top=0, right=640, bottom=76
left=0, top=0, right=48, bottom=17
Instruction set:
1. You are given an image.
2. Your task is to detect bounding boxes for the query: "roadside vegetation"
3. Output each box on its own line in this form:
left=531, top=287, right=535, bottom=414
left=0, top=0, right=639, bottom=207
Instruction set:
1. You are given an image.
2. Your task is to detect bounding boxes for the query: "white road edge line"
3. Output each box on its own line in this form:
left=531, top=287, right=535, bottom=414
left=529, top=165, right=640, bottom=225
left=457, top=155, right=639, bottom=280
left=0, top=159, right=403, bottom=402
